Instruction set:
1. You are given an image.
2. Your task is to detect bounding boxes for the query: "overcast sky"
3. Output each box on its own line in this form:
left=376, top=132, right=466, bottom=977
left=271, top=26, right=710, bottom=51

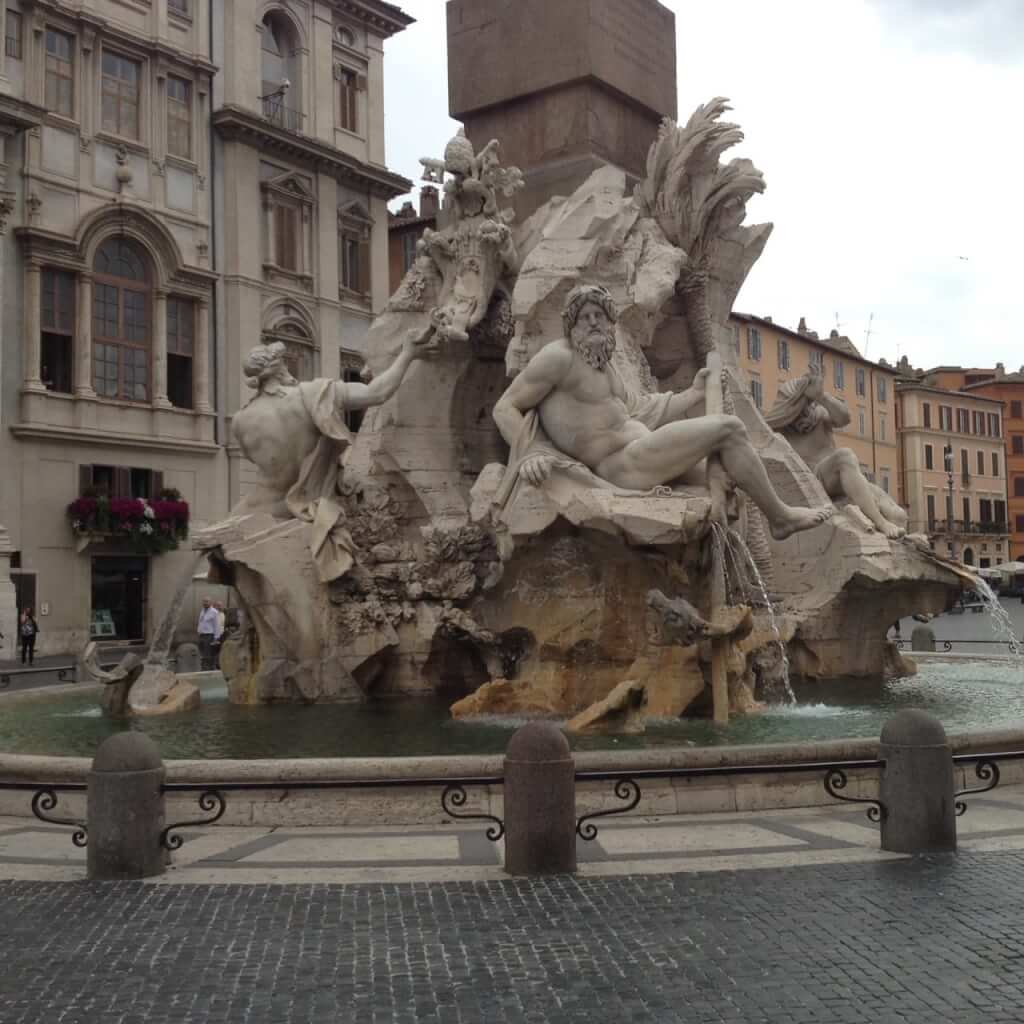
left=383, top=0, right=1024, bottom=372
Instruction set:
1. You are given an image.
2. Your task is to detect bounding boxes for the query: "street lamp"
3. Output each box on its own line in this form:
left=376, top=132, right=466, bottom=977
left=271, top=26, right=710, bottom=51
left=944, top=443, right=956, bottom=561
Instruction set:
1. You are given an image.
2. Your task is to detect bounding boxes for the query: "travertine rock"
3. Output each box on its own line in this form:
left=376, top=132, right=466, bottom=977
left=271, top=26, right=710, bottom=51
left=566, top=680, right=647, bottom=735
left=133, top=679, right=200, bottom=716
left=77, top=642, right=145, bottom=719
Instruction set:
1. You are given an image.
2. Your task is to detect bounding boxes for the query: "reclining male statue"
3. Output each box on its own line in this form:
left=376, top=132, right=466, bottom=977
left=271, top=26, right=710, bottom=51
left=765, top=365, right=907, bottom=539
left=230, top=328, right=429, bottom=580
left=492, top=284, right=833, bottom=540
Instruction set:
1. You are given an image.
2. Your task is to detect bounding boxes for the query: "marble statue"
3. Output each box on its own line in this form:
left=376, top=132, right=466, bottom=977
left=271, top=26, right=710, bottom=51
left=765, top=365, right=908, bottom=539
left=492, top=284, right=834, bottom=540
left=232, top=329, right=430, bottom=581
left=418, top=129, right=523, bottom=345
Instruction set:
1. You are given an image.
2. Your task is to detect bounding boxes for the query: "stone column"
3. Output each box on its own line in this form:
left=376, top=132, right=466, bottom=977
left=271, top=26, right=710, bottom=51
left=879, top=709, right=956, bottom=854
left=87, top=732, right=166, bottom=880
left=74, top=271, right=95, bottom=397
left=195, top=297, right=213, bottom=413
left=152, top=288, right=170, bottom=407
left=0, top=525, right=16, bottom=658
left=503, top=722, right=576, bottom=876
left=23, top=261, right=45, bottom=391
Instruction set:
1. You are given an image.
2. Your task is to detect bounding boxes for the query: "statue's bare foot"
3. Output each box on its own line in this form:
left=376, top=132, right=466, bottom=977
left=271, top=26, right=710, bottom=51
left=879, top=521, right=906, bottom=540
left=769, top=504, right=835, bottom=540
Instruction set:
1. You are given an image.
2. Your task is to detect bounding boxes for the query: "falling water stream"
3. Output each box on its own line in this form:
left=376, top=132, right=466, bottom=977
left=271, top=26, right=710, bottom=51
left=974, top=575, right=1024, bottom=662
left=708, top=522, right=795, bottom=705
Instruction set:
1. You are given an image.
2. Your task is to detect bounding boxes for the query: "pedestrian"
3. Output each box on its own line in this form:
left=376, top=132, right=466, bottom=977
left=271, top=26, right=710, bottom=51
left=211, top=601, right=227, bottom=667
left=19, top=607, right=39, bottom=666
left=196, top=597, right=219, bottom=670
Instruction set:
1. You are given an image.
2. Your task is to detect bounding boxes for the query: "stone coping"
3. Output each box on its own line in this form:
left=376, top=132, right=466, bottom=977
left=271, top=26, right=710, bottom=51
left=1, top=719, right=1023, bottom=785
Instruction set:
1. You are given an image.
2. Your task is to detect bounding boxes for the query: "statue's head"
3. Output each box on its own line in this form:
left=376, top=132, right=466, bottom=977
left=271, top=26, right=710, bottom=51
left=563, top=284, right=618, bottom=371
left=243, top=341, right=297, bottom=390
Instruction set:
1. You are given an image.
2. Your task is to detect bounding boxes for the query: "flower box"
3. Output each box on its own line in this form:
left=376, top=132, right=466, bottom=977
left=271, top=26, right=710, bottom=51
left=67, top=493, right=190, bottom=555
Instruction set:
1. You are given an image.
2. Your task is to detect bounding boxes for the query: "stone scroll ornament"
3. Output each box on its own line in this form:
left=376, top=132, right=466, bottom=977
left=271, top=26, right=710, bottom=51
left=417, top=130, right=524, bottom=346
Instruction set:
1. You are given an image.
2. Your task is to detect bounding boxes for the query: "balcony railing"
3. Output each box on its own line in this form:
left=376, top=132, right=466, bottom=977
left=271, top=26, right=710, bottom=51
left=261, top=95, right=304, bottom=133
left=924, top=519, right=1008, bottom=536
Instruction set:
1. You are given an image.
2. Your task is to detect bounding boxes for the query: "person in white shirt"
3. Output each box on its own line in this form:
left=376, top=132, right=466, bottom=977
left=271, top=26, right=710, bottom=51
left=196, top=598, right=219, bottom=670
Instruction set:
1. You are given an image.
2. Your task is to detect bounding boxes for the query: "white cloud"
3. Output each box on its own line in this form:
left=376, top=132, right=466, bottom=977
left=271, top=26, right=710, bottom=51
left=384, top=0, right=1024, bottom=371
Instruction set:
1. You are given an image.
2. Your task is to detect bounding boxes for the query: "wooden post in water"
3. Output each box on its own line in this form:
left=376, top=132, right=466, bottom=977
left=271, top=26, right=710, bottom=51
left=703, top=350, right=730, bottom=725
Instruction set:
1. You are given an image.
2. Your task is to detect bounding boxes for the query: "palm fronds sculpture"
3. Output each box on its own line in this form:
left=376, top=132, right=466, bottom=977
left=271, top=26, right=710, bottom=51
left=635, top=98, right=771, bottom=361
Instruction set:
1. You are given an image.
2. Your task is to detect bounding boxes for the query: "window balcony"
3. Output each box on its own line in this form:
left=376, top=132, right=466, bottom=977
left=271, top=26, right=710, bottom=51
left=261, top=95, right=304, bottom=133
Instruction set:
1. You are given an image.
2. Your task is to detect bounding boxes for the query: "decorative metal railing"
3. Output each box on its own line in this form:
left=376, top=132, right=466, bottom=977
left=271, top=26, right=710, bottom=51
left=261, top=95, right=304, bottom=132
left=0, top=781, right=88, bottom=846
left=893, top=638, right=1020, bottom=652
left=952, top=750, right=1024, bottom=815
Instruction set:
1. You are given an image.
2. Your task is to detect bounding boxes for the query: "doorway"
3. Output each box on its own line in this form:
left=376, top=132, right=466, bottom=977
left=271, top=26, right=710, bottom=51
left=91, top=557, right=148, bottom=641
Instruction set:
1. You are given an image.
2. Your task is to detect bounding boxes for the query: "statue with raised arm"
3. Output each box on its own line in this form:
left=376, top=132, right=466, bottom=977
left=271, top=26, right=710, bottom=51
left=232, top=328, right=430, bottom=580
left=765, top=365, right=907, bottom=539
left=491, top=284, right=834, bottom=540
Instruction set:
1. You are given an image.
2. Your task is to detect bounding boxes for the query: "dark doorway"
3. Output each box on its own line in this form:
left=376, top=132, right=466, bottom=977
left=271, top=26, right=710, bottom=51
left=91, top=557, right=148, bottom=641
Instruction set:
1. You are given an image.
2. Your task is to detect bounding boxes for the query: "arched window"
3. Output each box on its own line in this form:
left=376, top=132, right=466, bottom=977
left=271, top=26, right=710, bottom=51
left=263, top=319, right=315, bottom=381
left=963, top=548, right=975, bottom=566
left=92, top=238, right=151, bottom=401
left=261, top=13, right=301, bottom=130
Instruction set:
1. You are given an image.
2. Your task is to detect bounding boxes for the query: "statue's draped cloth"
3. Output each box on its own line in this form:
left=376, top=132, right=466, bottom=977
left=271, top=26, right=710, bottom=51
left=284, top=380, right=357, bottom=583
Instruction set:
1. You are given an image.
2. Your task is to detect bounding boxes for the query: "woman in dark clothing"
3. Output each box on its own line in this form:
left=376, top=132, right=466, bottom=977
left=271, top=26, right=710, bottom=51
left=19, top=608, right=38, bottom=666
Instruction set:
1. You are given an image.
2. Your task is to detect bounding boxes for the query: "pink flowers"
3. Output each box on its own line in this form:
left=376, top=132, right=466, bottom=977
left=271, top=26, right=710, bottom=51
left=66, top=495, right=190, bottom=553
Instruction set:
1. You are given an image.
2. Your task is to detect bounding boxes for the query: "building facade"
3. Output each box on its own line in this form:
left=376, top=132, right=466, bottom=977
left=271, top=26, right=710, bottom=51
left=387, top=185, right=437, bottom=293
left=731, top=313, right=901, bottom=496
left=896, top=381, right=1009, bottom=567
left=0, top=0, right=411, bottom=655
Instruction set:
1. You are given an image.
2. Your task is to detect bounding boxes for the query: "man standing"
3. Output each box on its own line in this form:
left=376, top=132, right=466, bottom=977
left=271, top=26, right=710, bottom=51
left=196, top=597, right=219, bottom=670
left=492, top=284, right=833, bottom=539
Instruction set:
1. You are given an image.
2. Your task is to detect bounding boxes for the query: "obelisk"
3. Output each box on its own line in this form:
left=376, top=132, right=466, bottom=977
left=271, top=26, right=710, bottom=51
left=447, top=0, right=677, bottom=218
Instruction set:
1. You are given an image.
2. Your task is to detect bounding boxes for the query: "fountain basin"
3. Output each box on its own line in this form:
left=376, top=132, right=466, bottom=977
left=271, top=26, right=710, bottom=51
left=1, top=659, right=1023, bottom=825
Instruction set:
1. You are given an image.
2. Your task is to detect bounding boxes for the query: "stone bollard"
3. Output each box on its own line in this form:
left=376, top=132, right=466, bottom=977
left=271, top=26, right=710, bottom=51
left=87, top=733, right=166, bottom=880
left=175, top=642, right=201, bottom=673
left=910, top=625, right=936, bottom=652
left=879, top=709, right=956, bottom=854
left=503, top=722, right=576, bottom=876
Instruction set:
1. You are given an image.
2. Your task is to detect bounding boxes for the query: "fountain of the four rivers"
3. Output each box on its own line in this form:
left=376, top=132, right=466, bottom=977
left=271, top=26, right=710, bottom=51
left=2, top=0, right=1017, bottom=828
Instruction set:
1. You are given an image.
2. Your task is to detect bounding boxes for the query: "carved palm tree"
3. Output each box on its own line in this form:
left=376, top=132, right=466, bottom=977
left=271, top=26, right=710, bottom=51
left=635, top=98, right=771, bottom=361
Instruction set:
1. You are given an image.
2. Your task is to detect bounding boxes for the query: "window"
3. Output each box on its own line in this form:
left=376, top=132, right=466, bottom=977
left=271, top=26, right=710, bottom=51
left=1012, top=400, right=1022, bottom=419
left=834, top=359, right=845, bottom=390
left=261, top=14, right=301, bottom=130
left=972, top=410, right=984, bottom=435
left=338, top=203, right=372, bottom=296
left=41, top=268, right=75, bottom=394
left=335, top=64, right=363, bottom=133
left=922, top=402, right=931, bottom=428
left=956, top=407, right=969, bottom=434
left=1013, top=435, right=1024, bottom=455
left=993, top=452, right=1000, bottom=476
left=730, top=324, right=740, bottom=353
left=977, top=450, right=985, bottom=475
left=988, top=413, right=1000, bottom=437
left=881, top=470, right=890, bottom=495
left=877, top=376, right=888, bottom=402
left=777, top=338, right=789, bottom=371
left=979, top=499, right=992, bottom=523
left=335, top=25, right=355, bottom=47
left=925, top=444, right=934, bottom=470
left=92, top=237, right=150, bottom=401
left=166, top=297, right=194, bottom=409
left=963, top=497, right=971, bottom=524
left=5, top=9, right=21, bottom=60
left=273, top=204, right=299, bottom=271
left=879, top=412, right=887, bottom=441
left=746, top=327, right=761, bottom=361
left=996, top=500, right=1006, bottom=526
left=858, top=409, right=865, bottom=436
left=168, top=0, right=189, bottom=14
left=1017, top=515, right=1024, bottom=533
left=45, top=29, right=75, bottom=118
left=101, top=52, right=141, bottom=140
left=961, top=448, right=969, bottom=478
left=749, top=376, right=763, bottom=410
left=926, top=493, right=936, bottom=528
left=400, top=231, right=418, bottom=273
left=809, top=350, right=824, bottom=372
left=855, top=367, right=865, bottom=397
left=1016, top=477, right=1024, bottom=498
left=83, top=465, right=160, bottom=499
left=939, top=405, right=953, bottom=432
left=166, top=76, right=191, bottom=159
left=341, top=365, right=364, bottom=432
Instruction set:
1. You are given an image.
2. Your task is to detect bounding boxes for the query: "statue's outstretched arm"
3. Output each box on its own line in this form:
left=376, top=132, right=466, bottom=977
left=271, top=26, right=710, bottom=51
left=345, top=328, right=430, bottom=412
left=817, top=391, right=851, bottom=429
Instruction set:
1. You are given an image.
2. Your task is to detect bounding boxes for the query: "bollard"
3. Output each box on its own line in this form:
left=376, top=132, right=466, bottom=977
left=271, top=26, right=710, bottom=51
left=503, top=722, right=576, bottom=876
left=87, top=732, right=166, bottom=880
left=879, top=709, right=956, bottom=854
left=910, top=625, right=936, bottom=652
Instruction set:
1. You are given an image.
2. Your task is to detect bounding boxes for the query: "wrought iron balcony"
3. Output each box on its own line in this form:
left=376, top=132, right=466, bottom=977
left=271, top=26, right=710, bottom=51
left=261, top=95, right=304, bottom=133
left=925, top=519, right=1008, bottom=537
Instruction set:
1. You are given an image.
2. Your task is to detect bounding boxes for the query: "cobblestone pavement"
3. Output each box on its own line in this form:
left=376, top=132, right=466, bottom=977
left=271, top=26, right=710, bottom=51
left=3, top=852, right=1024, bottom=1023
